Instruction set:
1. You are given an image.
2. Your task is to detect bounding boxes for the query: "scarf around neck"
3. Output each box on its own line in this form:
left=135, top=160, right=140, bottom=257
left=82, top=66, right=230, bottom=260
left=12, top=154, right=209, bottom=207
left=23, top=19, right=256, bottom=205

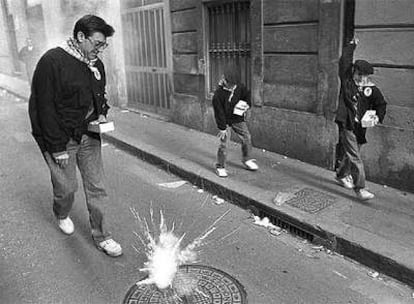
left=63, top=38, right=101, bottom=80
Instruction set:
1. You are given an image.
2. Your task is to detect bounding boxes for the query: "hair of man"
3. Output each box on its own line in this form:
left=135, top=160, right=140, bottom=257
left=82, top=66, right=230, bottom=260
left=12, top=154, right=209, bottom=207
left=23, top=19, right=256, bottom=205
left=73, top=14, right=115, bottom=40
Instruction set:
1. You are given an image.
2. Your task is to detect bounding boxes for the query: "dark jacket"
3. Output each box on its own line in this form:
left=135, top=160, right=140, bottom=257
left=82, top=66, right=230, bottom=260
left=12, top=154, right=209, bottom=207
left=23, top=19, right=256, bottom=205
left=212, top=84, right=251, bottom=131
left=28, top=47, right=110, bottom=153
left=335, top=44, right=387, bottom=145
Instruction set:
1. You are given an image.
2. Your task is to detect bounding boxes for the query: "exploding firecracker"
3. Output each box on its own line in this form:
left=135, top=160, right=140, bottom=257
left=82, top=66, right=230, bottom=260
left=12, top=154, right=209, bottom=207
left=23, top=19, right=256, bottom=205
left=130, top=207, right=231, bottom=300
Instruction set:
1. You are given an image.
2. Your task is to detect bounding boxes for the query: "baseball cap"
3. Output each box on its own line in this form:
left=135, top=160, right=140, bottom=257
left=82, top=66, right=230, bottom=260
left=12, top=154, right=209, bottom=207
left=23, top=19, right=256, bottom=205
left=353, top=60, right=374, bottom=75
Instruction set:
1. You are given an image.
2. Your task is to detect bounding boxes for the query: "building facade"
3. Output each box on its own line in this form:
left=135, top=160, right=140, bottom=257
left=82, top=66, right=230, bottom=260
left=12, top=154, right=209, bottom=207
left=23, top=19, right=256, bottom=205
left=0, top=0, right=28, bottom=76
left=1, top=0, right=413, bottom=192
left=163, top=0, right=414, bottom=192
left=352, top=0, right=414, bottom=191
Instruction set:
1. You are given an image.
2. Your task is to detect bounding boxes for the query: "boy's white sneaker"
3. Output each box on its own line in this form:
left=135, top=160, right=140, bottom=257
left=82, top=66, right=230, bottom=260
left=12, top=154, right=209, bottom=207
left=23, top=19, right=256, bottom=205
left=97, top=239, right=123, bottom=257
left=336, top=175, right=354, bottom=189
left=57, top=217, right=75, bottom=235
left=356, top=188, right=375, bottom=201
left=216, top=167, right=228, bottom=178
left=243, top=159, right=258, bottom=171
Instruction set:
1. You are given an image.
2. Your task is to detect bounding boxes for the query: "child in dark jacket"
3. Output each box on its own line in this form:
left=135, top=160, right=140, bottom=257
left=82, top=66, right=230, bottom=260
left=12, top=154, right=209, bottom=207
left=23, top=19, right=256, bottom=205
left=335, top=38, right=387, bottom=200
left=212, top=68, right=258, bottom=177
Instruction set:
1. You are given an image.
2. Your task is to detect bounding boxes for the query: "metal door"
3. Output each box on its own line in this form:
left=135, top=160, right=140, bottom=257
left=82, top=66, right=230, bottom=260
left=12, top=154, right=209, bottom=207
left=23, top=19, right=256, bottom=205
left=121, top=0, right=172, bottom=113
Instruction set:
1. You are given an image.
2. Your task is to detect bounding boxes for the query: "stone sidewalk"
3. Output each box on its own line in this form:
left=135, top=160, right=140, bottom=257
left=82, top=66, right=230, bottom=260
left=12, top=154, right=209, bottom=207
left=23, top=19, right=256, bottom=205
left=1, top=73, right=414, bottom=288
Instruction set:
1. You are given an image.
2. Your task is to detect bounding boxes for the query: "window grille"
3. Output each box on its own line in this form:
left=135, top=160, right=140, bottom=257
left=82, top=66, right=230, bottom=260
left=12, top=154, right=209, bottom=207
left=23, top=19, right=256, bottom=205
left=207, top=1, right=250, bottom=93
left=121, top=3, right=171, bottom=110
left=121, top=0, right=163, bottom=9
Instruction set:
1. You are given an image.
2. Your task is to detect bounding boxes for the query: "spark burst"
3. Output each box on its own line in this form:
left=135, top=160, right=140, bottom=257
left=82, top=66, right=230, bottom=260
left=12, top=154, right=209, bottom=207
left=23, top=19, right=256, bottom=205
left=130, top=206, right=232, bottom=299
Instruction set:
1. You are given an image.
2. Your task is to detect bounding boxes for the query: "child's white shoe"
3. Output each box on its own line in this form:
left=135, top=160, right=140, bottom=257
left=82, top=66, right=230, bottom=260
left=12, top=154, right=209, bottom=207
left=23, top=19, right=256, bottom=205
left=336, top=175, right=354, bottom=189
left=355, top=188, right=375, bottom=201
left=243, top=159, right=258, bottom=171
left=216, top=167, right=228, bottom=178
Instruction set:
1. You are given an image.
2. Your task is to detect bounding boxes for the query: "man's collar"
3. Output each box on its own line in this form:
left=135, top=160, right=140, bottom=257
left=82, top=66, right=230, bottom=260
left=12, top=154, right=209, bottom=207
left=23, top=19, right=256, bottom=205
left=223, top=84, right=237, bottom=92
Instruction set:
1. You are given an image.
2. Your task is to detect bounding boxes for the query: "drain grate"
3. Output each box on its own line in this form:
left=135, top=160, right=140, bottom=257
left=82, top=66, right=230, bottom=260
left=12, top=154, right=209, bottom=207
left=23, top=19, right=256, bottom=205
left=269, top=213, right=314, bottom=241
left=285, top=187, right=336, bottom=214
left=123, top=264, right=247, bottom=304
left=250, top=206, right=314, bottom=242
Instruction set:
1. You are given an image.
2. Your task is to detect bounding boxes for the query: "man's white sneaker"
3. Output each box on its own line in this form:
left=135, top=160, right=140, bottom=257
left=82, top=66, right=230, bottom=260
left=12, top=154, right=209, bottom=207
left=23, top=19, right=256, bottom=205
left=57, top=217, right=74, bottom=235
left=336, top=175, right=354, bottom=189
left=216, top=167, right=228, bottom=178
left=356, top=188, right=375, bottom=201
left=97, top=239, right=123, bottom=257
left=243, top=159, right=259, bottom=171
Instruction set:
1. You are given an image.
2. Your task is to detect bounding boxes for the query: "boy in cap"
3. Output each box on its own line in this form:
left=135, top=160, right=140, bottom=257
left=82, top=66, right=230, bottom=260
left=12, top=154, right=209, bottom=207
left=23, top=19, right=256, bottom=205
left=212, top=67, right=258, bottom=177
left=335, top=38, right=387, bottom=200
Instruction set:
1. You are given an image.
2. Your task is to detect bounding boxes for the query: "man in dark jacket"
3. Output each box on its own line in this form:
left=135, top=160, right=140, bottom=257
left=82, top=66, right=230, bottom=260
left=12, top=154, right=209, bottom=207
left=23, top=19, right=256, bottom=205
left=28, top=15, right=122, bottom=256
left=212, top=67, right=258, bottom=178
left=335, top=38, right=387, bottom=200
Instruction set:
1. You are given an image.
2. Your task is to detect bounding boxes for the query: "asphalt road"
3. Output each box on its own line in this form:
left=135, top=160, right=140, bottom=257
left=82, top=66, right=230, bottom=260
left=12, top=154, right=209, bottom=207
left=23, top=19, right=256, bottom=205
left=0, top=90, right=412, bottom=304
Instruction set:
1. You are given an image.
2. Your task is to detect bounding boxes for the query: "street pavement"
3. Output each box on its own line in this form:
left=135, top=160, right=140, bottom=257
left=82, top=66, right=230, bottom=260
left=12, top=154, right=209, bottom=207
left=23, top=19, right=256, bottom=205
left=105, top=106, right=414, bottom=289
left=1, top=88, right=414, bottom=304
left=2, top=73, right=414, bottom=287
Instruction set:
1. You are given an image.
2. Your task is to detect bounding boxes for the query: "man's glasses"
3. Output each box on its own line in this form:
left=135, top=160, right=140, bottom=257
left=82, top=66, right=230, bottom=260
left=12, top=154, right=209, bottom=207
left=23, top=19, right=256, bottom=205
left=87, top=37, right=108, bottom=51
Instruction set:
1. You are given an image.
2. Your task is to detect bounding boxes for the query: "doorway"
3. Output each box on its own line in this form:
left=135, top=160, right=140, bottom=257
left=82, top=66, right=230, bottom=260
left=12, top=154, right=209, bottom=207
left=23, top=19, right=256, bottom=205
left=121, top=0, right=173, bottom=115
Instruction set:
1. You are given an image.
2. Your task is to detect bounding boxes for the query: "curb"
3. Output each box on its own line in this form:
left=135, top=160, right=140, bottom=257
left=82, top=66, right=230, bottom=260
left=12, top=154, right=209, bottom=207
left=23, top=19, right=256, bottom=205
left=103, top=133, right=414, bottom=288
left=1, top=75, right=413, bottom=288
left=0, top=86, right=29, bottom=101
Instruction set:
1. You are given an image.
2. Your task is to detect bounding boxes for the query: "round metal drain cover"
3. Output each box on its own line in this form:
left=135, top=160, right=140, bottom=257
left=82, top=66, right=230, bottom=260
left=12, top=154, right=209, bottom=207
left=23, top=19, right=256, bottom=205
left=123, top=264, right=247, bottom=304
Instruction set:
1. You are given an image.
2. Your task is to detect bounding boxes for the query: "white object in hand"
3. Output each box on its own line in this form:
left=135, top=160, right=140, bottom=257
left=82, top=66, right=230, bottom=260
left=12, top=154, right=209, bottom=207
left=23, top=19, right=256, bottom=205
left=88, top=121, right=115, bottom=133
left=233, top=100, right=249, bottom=116
left=55, top=153, right=69, bottom=160
left=361, top=110, right=377, bottom=128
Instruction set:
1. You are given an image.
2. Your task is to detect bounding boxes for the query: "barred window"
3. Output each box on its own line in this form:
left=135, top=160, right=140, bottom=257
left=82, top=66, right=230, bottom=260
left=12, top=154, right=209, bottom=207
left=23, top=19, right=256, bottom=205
left=207, top=1, right=250, bottom=93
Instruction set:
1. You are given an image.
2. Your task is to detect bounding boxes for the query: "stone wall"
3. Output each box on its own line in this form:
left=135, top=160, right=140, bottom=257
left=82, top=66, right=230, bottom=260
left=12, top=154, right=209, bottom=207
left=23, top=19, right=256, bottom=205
left=353, top=0, right=414, bottom=190
left=169, top=0, right=342, bottom=170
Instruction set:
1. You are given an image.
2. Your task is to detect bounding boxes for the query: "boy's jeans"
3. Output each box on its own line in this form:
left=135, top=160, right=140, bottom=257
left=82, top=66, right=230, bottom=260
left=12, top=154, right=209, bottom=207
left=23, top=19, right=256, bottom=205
left=336, top=128, right=366, bottom=190
left=217, top=121, right=252, bottom=168
left=43, top=134, right=111, bottom=243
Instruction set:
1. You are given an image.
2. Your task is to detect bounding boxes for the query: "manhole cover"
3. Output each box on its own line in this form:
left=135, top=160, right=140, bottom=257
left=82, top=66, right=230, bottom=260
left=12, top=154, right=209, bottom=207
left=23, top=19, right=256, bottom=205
left=123, top=264, right=247, bottom=304
left=285, top=187, right=336, bottom=213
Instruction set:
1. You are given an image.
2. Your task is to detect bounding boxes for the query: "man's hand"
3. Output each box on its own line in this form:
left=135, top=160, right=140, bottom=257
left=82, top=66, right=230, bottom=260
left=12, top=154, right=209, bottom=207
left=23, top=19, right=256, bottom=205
left=52, top=151, right=69, bottom=168
left=97, top=114, right=107, bottom=123
left=89, top=114, right=107, bottom=126
left=350, top=37, right=359, bottom=45
left=373, top=115, right=380, bottom=126
left=239, top=102, right=250, bottom=112
left=217, top=129, right=227, bottom=141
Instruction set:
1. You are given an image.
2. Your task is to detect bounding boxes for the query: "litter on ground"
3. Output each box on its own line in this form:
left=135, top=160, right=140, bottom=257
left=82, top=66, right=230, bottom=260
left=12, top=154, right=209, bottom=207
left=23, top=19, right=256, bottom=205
left=312, top=245, right=324, bottom=251
left=269, top=227, right=282, bottom=236
left=212, top=195, right=225, bottom=205
left=157, top=180, right=187, bottom=189
left=253, top=215, right=279, bottom=231
left=273, top=191, right=296, bottom=206
left=368, top=271, right=379, bottom=279
left=333, top=270, right=348, bottom=279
